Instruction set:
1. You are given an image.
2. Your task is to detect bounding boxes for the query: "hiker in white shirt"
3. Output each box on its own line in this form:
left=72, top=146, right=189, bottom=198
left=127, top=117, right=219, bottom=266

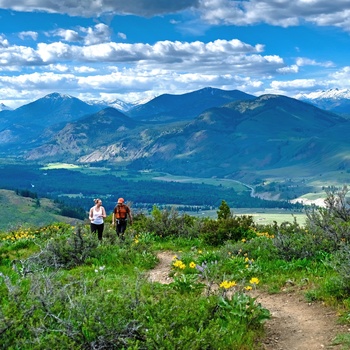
left=89, top=198, right=107, bottom=241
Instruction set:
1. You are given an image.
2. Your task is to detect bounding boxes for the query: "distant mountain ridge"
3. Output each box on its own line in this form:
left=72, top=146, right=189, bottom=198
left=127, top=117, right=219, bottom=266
left=126, top=87, right=255, bottom=122
left=1, top=87, right=350, bottom=183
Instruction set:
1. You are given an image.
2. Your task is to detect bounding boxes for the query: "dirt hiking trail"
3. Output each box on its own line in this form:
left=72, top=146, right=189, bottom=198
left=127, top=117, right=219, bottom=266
left=147, top=251, right=348, bottom=350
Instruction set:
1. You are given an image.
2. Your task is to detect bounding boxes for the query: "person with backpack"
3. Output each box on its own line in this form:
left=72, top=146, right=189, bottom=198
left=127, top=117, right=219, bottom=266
left=89, top=198, right=107, bottom=241
left=112, top=198, right=133, bottom=239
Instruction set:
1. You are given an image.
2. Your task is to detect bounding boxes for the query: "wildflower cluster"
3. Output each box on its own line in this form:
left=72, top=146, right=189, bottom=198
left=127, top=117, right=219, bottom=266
left=255, top=231, right=275, bottom=239
left=172, top=255, right=198, bottom=273
left=2, top=228, right=36, bottom=242
left=220, top=280, right=237, bottom=289
left=173, top=259, right=186, bottom=270
left=244, top=277, right=260, bottom=291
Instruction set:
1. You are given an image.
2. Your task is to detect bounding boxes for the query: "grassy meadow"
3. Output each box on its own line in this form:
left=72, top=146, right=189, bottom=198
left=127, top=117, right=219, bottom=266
left=1, top=191, right=350, bottom=349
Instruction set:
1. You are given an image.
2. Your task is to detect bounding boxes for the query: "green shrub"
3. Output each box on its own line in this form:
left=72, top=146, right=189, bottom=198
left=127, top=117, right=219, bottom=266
left=143, top=206, right=199, bottom=239
left=200, top=215, right=255, bottom=246
left=271, top=219, right=329, bottom=261
left=305, top=186, right=350, bottom=252
left=16, top=225, right=99, bottom=272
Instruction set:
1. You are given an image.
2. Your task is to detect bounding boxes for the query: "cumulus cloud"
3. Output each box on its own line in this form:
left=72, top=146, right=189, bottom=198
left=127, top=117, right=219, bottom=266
left=198, top=0, right=350, bottom=32
left=0, top=38, right=269, bottom=70
left=117, top=32, right=127, bottom=40
left=0, top=34, right=9, bottom=48
left=296, top=57, right=334, bottom=68
left=80, top=23, right=111, bottom=45
left=0, top=0, right=349, bottom=33
left=0, top=0, right=200, bottom=17
left=18, top=31, right=38, bottom=41
left=54, top=29, right=83, bottom=42
left=52, top=24, right=111, bottom=45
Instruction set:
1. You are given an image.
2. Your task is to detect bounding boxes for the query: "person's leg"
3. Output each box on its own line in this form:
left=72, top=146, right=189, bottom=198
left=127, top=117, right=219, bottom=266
left=91, top=223, right=97, bottom=234
left=116, top=220, right=126, bottom=240
left=120, top=221, right=127, bottom=240
left=116, top=220, right=122, bottom=238
left=120, top=221, right=127, bottom=234
left=97, top=223, right=104, bottom=241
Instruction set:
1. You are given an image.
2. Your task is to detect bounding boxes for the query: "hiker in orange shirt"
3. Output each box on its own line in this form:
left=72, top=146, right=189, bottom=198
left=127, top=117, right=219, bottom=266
left=112, top=198, right=133, bottom=239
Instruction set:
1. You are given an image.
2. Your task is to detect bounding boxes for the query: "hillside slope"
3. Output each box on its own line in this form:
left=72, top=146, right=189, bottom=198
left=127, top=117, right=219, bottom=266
left=0, top=189, right=83, bottom=230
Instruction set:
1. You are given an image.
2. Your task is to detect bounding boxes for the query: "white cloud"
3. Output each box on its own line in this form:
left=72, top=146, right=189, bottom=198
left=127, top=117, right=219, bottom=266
left=0, top=34, right=9, bottom=48
left=4, top=38, right=267, bottom=72
left=0, top=0, right=200, bottom=17
left=117, top=32, right=127, bottom=40
left=47, top=63, right=69, bottom=72
left=271, top=79, right=318, bottom=89
left=277, top=65, right=299, bottom=74
left=80, top=23, right=111, bottom=45
left=18, top=31, right=38, bottom=41
left=55, top=29, right=83, bottom=42
left=0, top=0, right=349, bottom=32
left=296, top=57, right=334, bottom=67
left=197, top=0, right=350, bottom=32
left=74, top=66, right=97, bottom=73
left=328, top=66, right=350, bottom=88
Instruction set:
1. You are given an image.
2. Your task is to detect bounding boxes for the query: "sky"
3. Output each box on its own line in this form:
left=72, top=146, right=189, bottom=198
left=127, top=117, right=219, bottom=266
left=0, top=0, right=350, bottom=108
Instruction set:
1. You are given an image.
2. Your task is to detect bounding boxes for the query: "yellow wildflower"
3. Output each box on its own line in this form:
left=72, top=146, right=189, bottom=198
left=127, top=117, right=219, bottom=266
left=189, top=262, right=196, bottom=269
left=244, top=286, right=252, bottom=291
left=249, top=277, right=260, bottom=285
left=219, top=280, right=237, bottom=289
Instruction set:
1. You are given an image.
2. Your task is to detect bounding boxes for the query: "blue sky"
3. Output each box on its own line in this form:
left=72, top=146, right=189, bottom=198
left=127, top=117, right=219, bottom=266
left=0, top=0, right=350, bottom=108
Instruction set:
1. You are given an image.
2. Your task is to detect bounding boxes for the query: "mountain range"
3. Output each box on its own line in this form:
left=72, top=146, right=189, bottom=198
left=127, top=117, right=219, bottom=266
left=1, top=87, right=350, bottom=183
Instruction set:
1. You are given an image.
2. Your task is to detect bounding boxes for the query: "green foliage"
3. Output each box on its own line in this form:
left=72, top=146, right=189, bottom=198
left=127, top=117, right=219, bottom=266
left=143, top=206, right=199, bottom=239
left=18, top=225, right=99, bottom=271
left=171, top=274, right=205, bottom=294
left=217, top=199, right=231, bottom=220
left=305, top=186, right=350, bottom=251
left=269, top=218, right=329, bottom=261
left=3, top=191, right=350, bottom=349
left=200, top=215, right=255, bottom=246
left=331, top=244, right=350, bottom=293
left=217, top=293, right=270, bottom=327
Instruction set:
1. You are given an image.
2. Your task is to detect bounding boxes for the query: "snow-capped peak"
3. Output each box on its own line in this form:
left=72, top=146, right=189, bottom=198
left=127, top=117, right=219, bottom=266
left=0, top=103, right=12, bottom=111
left=295, top=88, right=350, bottom=101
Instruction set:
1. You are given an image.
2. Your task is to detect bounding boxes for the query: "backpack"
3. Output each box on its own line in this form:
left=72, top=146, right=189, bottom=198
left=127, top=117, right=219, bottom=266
left=114, top=204, right=128, bottom=219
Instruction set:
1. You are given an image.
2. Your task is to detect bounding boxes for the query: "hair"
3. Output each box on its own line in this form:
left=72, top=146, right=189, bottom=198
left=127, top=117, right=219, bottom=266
left=94, top=198, right=101, bottom=204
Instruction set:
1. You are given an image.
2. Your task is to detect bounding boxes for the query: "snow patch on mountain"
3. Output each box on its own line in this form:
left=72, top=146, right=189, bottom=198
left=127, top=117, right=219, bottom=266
left=295, top=88, right=350, bottom=101
left=0, top=103, right=12, bottom=111
left=86, top=96, right=156, bottom=112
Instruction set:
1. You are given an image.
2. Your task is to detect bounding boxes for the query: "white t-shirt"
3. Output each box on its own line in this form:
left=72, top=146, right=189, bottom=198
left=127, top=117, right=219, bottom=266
left=91, top=206, right=104, bottom=225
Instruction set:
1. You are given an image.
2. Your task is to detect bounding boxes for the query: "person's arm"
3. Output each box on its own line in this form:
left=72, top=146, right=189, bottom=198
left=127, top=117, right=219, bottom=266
left=89, top=208, right=94, bottom=222
left=112, top=210, right=115, bottom=226
left=101, top=207, right=107, bottom=218
left=128, top=208, right=133, bottom=224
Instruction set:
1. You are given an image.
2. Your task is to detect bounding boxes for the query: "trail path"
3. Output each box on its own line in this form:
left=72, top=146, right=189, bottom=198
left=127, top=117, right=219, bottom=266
left=147, top=251, right=347, bottom=350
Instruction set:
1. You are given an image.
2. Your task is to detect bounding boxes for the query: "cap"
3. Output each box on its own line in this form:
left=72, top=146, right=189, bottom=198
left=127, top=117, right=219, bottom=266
left=117, top=198, right=124, bottom=203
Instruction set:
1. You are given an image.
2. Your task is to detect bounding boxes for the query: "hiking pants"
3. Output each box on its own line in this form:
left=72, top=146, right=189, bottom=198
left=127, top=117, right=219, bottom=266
left=116, top=219, right=127, bottom=238
left=91, top=223, right=104, bottom=241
